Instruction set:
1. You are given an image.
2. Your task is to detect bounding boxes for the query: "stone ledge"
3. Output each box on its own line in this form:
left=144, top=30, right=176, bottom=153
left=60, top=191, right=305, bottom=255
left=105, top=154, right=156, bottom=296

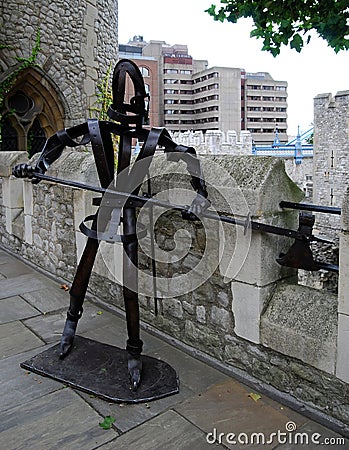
left=0, top=151, right=29, bottom=177
left=260, top=283, right=337, bottom=374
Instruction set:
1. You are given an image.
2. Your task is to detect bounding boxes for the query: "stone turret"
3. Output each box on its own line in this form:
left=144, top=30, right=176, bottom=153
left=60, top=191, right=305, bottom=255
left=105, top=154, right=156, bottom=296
left=0, top=0, right=118, bottom=153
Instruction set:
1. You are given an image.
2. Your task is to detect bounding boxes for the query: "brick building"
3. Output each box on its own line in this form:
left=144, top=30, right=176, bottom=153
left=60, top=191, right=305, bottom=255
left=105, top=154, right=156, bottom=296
left=120, top=36, right=288, bottom=144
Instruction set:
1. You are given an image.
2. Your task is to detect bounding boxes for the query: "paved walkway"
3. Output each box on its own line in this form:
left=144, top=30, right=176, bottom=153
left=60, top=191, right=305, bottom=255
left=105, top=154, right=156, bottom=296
left=0, top=247, right=348, bottom=450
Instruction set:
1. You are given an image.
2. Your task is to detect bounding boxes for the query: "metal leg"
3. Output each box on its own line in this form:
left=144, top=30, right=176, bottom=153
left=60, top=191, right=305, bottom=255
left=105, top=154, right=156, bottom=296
left=60, top=221, right=100, bottom=358
left=123, top=207, right=143, bottom=390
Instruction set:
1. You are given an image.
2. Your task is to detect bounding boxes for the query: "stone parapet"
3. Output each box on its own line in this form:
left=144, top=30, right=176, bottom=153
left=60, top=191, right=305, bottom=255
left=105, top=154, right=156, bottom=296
left=337, top=188, right=349, bottom=383
left=0, top=149, right=348, bottom=426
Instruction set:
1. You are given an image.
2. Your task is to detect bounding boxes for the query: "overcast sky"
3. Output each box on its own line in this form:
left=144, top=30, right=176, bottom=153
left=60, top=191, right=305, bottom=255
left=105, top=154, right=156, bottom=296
left=118, top=0, right=349, bottom=137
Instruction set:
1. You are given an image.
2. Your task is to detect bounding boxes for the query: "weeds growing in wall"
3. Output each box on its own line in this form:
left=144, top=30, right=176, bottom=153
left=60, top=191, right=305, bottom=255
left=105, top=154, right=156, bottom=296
left=0, top=29, right=41, bottom=154
left=89, top=62, right=119, bottom=166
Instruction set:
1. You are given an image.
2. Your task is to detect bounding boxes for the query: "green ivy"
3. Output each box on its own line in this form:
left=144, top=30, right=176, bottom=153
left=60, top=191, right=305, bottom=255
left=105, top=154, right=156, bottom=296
left=0, top=28, right=41, bottom=118
left=89, top=62, right=119, bottom=166
left=89, top=62, right=114, bottom=120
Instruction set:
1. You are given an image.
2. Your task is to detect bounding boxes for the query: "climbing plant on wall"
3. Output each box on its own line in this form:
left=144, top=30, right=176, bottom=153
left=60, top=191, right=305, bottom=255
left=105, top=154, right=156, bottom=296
left=89, top=62, right=119, bottom=165
left=0, top=29, right=41, bottom=121
left=0, top=29, right=41, bottom=153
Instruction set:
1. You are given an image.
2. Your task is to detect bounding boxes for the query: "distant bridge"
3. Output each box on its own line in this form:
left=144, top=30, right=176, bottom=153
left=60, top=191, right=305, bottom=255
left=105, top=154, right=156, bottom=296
left=252, top=127, right=314, bottom=164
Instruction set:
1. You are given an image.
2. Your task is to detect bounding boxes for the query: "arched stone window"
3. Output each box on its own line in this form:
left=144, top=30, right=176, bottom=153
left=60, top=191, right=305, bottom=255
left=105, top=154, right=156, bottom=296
left=0, top=67, right=65, bottom=157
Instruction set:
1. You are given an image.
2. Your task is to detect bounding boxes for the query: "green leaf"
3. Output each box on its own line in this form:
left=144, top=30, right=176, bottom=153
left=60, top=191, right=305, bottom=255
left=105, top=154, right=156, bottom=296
left=248, top=392, right=262, bottom=402
left=290, top=33, right=303, bottom=52
left=99, top=415, right=116, bottom=430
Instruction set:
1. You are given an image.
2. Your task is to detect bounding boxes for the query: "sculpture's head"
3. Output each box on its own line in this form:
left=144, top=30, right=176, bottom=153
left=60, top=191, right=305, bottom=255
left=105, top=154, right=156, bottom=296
left=107, top=59, right=149, bottom=129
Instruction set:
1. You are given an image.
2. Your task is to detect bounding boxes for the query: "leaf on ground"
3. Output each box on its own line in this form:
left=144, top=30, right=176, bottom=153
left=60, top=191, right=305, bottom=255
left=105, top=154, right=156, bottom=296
left=248, top=392, right=261, bottom=402
left=96, top=311, right=103, bottom=315
left=99, top=415, right=116, bottom=430
left=60, top=284, right=69, bottom=291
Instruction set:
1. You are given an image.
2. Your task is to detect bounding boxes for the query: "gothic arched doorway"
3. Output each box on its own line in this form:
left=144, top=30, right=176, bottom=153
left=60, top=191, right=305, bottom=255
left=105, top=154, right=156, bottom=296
left=0, top=67, right=66, bottom=157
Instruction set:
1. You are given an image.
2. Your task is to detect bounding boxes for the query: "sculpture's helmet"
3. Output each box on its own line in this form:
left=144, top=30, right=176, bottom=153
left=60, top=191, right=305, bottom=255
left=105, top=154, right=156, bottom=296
left=107, top=59, right=149, bottom=129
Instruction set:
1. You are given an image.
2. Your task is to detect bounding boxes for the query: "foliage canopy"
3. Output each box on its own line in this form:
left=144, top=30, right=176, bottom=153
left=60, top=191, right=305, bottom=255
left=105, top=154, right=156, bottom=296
left=206, top=1, right=349, bottom=56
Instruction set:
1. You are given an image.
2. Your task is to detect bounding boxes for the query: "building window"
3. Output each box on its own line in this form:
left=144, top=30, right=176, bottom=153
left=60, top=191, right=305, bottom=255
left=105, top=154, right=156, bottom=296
left=140, top=66, right=150, bottom=77
left=27, top=118, right=46, bottom=156
left=164, top=69, right=178, bottom=74
left=0, top=118, right=18, bottom=151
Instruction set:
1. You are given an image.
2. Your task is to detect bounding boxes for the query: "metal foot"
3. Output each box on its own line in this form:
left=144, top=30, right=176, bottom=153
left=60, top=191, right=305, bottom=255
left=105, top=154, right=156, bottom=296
left=60, top=319, right=78, bottom=359
left=128, top=355, right=142, bottom=391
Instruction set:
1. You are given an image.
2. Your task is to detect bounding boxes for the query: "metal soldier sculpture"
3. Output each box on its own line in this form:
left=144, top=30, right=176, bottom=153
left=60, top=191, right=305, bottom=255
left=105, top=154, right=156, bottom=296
left=13, top=59, right=210, bottom=391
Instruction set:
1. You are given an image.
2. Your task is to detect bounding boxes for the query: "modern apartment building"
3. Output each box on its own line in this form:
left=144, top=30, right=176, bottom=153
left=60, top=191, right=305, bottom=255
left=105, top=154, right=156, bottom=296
left=243, top=71, right=288, bottom=144
left=119, top=37, right=288, bottom=144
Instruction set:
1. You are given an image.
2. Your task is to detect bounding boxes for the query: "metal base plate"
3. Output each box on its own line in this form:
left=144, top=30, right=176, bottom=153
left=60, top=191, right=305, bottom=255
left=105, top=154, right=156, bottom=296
left=20, top=336, right=179, bottom=403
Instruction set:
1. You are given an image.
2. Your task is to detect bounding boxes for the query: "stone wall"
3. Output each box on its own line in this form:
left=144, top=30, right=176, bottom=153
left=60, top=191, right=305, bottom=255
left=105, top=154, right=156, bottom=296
left=313, top=91, right=349, bottom=238
left=0, top=0, right=118, bottom=124
left=0, top=150, right=348, bottom=431
left=171, top=129, right=252, bottom=155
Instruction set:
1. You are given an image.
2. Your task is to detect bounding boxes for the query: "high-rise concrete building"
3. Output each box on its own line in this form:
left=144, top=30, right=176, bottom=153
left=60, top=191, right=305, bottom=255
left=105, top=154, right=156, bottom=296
left=120, top=36, right=288, bottom=144
left=243, top=71, right=288, bottom=144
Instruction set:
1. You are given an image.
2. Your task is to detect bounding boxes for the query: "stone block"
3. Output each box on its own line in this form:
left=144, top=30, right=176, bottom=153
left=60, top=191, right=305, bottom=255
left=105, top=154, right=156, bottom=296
left=2, top=177, right=23, bottom=208
left=219, top=222, right=295, bottom=286
left=94, top=240, right=123, bottom=284
left=47, top=150, right=99, bottom=186
left=341, top=188, right=349, bottom=231
left=261, top=284, right=337, bottom=374
left=231, top=281, right=273, bottom=344
left=0, top=151, right=28, bottom=177
left=73, top=189, right=96, bottom=231
left=339, top=231, right=349, bottom=315
left=336, top=313, right=349, bottom=383
left=24, top=214, right=33, bottom=244
left=75, top=231, right=87, bottom=264
left=5, top=207, right=22, bottom=234
left=23, top=180, right=33, bottom=215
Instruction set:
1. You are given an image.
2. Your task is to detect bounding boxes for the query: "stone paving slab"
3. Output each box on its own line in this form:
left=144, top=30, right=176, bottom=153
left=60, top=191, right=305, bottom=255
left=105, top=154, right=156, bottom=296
left=0, top=321, right=44, bottom=358
left=23, top=303, right=124, bottom=344
left=0, top=257, right=34, bottom=278
left=0, top=345, right=62, bottom=413
left=98, top=409, right=222, bottom=449
left=148, top=343, right=229, bottom=394
left=0, top=250, right=16, bottom=264
left=0, top=248, right=348, bottom=449
left=0, top=295, right=41, bottom=324
left=78, top=383, right=194, bottom=434
left=21, top=285, right=70, bottom=314
left=175, top=378, right=308, bottom=450
left=0, top=388, right=118, bottom=450
left=81, top=316, right=170, bottom=354
left=0, top=273, right=47, bottom=299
